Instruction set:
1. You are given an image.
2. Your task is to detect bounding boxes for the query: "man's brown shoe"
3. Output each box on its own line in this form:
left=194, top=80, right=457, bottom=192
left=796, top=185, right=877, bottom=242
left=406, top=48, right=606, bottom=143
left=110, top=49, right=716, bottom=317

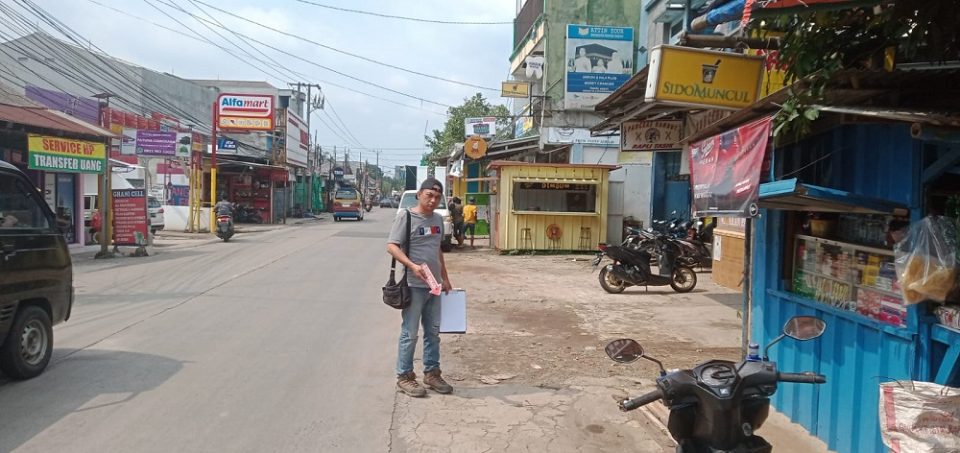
left=397, top=372, right=427, bottom=397
left=423, top=369, right=453, bottom=394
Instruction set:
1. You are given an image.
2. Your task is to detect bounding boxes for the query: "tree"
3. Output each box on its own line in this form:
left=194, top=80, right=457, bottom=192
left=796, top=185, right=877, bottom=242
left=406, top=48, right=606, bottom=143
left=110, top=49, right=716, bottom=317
left=423, top=93, right=512, bottom=163
left=756, top=1, right=960, bottom=139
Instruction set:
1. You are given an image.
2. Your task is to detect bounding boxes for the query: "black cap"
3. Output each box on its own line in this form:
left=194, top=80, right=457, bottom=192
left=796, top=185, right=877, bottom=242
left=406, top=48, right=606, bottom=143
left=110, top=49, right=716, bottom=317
left=420, top=177, right=443, bottom=193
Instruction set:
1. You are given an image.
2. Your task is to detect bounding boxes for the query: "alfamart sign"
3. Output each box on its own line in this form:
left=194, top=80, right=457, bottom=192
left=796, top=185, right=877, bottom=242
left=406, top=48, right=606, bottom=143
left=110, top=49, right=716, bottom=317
left=645, top=46, right=764, bottom=110
left=217, top=93, right=274, bottom=131
left=27, top=134, right=105, bottom=173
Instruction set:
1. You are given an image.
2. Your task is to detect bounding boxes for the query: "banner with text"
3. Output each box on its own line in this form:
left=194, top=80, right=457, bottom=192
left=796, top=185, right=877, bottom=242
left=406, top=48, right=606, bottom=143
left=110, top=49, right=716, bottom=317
left=27, top=135, right=105, bottom=174
left=112, top=188, right=149, bottom=246
left=564, top=24, right=634, bottom=110
left=689, top=117, right=772, bottom=217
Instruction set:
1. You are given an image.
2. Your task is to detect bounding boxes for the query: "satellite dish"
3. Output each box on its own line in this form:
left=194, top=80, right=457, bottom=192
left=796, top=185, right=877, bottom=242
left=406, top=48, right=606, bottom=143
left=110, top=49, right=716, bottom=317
left=525, top=56, right=544, bottom=79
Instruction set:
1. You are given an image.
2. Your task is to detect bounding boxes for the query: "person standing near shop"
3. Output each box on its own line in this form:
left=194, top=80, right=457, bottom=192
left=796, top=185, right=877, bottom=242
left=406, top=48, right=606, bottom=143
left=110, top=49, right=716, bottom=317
left=449, top=197, right=465, bottom=246
left=463, top=197, right=478, bottom=248
left=387, top=178, right=454, bottom=397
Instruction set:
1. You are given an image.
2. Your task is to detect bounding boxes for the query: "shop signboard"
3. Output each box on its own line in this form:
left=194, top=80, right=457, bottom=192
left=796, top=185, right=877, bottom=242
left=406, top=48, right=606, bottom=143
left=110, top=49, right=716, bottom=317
left=112, top=188, right=149, bottom=246
left=217, top=93, right=275, bottom=131
left=621, top=120, right=683, bottom=151
left=27, top=135, right=105, bottom=174
left=543, top=127, right=619, bottom=146
left=175, top=132, right=192, bottom=158
left=564, top=24, right=634, bottom=110
left=646, top=46, right=764, bottom=110
left=501, top=81, right=530, bottom=98
left=217, top=138, right=237, bottom=151
left=135, top=130, right=177, bottom=157
left=285, top=109, right=309, bottom=167
left=514, top=116, right=534, bottom=138
left=464, top=117, right=498, bottom=139
left=689, top=117, right=772, bottom=217
left=121, top=128, right=137, bottom=155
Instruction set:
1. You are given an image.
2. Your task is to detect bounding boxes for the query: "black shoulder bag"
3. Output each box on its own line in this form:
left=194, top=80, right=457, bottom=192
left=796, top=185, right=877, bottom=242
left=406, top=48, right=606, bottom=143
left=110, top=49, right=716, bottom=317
left=382, top=209, right=412, bottom=309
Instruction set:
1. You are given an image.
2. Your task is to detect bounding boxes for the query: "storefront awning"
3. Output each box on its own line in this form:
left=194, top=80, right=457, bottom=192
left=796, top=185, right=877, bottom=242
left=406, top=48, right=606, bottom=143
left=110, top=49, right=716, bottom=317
left=759, top=178, right=908, bottom=215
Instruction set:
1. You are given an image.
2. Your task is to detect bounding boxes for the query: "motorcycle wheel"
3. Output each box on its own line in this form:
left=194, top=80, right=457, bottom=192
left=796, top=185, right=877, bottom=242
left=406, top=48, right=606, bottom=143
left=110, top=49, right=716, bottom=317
left=598, top=266, right=628, bottom=294
left=670, top=267, right=697, bottom=293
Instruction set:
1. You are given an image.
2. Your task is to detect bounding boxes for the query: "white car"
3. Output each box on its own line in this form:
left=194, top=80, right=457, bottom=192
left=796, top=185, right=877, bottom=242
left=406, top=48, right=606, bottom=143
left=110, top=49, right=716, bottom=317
left=398, top=190, right=454, bottom=252
left=147, top=196, right=165, bottom=234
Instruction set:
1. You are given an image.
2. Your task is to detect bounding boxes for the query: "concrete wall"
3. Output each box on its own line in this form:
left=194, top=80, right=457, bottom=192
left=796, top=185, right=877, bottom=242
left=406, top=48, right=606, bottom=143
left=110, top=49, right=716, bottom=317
left=543, top=0, right=642, bottom=129
left=576, top=145, right=652, bottom=230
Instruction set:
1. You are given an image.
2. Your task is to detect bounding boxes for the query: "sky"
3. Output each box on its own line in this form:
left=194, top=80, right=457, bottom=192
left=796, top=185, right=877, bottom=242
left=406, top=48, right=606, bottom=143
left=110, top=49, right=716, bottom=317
left=21, top=0, right=517, bottom=173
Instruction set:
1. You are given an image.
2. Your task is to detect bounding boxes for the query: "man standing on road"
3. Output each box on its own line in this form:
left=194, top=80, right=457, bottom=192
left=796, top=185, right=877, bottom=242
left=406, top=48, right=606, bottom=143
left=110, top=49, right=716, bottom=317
left=449, top=197, right=464, bottom=247
left=463, top=197, right=478, bottom=248
left=387, top=178, right=454, bottom=397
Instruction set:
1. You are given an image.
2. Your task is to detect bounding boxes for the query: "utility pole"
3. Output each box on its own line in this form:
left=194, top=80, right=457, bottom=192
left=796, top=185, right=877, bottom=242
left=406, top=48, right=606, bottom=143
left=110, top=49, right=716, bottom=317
left=288, top=82, right=323, bottom=213
left=374, top=149, right=382, bottom=196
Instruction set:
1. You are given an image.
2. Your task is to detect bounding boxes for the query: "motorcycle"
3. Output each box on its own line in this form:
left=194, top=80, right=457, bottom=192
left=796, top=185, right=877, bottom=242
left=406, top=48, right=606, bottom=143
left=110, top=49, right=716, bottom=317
left=235, top=205, right=263, bottom=224
left=605, top=316, right=828, bottom=453
left=592, top=236, right=697, bottom=294
left=216, top=213, right=234, bottom=242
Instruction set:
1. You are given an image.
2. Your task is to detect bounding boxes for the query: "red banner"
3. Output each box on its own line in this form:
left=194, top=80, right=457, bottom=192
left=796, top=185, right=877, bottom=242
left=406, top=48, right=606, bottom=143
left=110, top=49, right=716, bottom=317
left=689, top=117, right=772, bottom=217
left=112, top=188, right=149, bottom=246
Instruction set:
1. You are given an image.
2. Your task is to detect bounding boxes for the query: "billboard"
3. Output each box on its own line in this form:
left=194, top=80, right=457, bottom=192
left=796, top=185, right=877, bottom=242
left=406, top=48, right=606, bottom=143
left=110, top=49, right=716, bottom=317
left=464, top=117, right=498, bottom=139
left=689, top=117, right=772, bottom=217
left=135, top=131, right=177, bottom=157
left=25, top=85, right=100, bottom=125
left=217, top=93, right=275, bottom=131
left=564, top=24, right=634, bottom=110
left=285, top=109, right=309, bottom=167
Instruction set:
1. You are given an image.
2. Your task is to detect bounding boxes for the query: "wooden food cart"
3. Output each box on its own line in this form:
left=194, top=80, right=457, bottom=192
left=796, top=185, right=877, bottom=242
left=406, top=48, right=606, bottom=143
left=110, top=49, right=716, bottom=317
left=488, top=161, right=618, bottom=251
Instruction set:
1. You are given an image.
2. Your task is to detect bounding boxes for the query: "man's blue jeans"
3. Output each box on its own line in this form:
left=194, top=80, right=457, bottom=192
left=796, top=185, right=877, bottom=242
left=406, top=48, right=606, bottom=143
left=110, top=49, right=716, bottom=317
left=396, top=287, right=441, bottom=376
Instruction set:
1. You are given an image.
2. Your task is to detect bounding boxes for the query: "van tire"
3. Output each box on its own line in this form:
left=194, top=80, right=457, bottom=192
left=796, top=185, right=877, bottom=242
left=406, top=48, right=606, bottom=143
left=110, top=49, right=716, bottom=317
left=0, top=305, right=54, bottom=380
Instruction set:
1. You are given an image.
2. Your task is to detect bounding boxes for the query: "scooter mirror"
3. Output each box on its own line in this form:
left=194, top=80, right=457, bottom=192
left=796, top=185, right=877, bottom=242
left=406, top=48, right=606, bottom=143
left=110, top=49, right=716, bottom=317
left=783, top=316, right=827, bottom=341
left=605, top=339, right=644, bottom=363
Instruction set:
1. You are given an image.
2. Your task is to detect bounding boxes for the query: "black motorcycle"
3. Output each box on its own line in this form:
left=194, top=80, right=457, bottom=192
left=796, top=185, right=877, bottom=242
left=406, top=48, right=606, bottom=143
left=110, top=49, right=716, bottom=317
left=605, top=316, right=828, bottom=453
left=235, top=205, right=263, bottom=224
left=593, top=236, right=697, bottom=293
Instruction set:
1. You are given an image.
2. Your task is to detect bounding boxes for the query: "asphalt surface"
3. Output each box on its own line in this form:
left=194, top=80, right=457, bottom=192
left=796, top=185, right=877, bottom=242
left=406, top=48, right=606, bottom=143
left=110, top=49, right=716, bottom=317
left=0, top=208, right=401, bottom=452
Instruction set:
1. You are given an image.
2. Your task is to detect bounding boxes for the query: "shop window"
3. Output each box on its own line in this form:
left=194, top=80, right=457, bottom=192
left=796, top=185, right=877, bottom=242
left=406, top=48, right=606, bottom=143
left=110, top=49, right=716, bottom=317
left=512, top=182, right=597, bottom=213
left=0, top=174, right=51, bottom=229
left=787, top=211, right=909, bottom=328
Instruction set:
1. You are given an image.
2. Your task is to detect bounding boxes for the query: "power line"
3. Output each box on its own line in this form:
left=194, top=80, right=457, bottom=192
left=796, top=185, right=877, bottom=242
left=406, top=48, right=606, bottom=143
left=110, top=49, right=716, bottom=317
left=81, top=0, right=448, bottom=116
left=293, top=0, right=512, bottom=25
left=188, top=0, right=499, bottom=92
left=323, top=99, right=364, bottom=148
left=119, top=0, right=456, bottom=108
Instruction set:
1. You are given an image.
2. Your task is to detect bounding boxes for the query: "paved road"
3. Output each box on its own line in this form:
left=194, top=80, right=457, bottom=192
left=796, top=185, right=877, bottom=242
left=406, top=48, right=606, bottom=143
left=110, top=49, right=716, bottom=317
left=0, top=208, right=402, bottom=452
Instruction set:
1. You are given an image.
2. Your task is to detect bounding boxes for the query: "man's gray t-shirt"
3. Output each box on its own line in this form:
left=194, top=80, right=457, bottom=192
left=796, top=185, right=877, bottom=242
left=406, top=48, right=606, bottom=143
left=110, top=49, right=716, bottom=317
left=388, top=209, right=444, bottom=288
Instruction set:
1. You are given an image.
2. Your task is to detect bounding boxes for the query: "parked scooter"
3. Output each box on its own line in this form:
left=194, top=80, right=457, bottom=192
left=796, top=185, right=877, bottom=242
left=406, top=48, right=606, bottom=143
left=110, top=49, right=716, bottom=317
left=592, top=236, right=697, bottom=293
left=216, top=213, right=235, bottom=242
left=604, top=316, right=828, bottom=453
left=235, top=204, right=263, bottom=224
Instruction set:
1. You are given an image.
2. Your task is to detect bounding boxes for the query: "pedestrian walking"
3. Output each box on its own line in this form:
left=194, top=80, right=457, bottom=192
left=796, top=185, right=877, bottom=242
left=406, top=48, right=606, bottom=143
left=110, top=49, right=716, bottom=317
left=463, top=197, right=478, bottom=248
left=387, top=178, right=454, bottom=397
left=449, top=197, right=465, bottom=246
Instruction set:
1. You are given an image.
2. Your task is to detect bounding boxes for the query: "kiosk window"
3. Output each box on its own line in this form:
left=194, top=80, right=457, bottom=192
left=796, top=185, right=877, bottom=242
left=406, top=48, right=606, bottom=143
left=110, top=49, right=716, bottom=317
left=512, top=182, right=597, bottom=213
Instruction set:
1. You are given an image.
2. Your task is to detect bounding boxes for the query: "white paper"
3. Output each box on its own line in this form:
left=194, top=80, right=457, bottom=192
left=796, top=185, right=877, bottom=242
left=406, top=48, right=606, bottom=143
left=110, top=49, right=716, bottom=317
left=440, top=289, right=467, bottom=334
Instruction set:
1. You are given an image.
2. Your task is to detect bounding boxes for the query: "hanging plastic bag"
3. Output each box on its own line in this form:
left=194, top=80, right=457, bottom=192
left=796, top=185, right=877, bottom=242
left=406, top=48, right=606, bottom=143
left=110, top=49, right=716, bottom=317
left=879, top=381, right=960, bottom=453
left=894, top=216, right=958, bottom=304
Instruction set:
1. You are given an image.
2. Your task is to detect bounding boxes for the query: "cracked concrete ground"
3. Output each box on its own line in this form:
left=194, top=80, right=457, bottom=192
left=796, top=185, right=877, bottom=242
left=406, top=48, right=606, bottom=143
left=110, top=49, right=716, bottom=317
left=388, top=250, right=832, bottom=452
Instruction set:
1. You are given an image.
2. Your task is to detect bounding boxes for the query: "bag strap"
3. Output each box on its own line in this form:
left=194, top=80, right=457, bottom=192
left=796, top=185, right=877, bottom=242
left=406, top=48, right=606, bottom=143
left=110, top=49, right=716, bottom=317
left=389, top=209, right=413, bottom=283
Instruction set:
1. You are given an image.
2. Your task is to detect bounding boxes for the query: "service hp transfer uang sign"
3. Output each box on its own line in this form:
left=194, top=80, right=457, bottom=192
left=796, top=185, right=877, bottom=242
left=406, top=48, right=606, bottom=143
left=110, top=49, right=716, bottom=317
left=217, top=93, right=275, bottom=131
left=645, top=46, right=764, bottom=110
left=28, top=134, right=105, bottom=173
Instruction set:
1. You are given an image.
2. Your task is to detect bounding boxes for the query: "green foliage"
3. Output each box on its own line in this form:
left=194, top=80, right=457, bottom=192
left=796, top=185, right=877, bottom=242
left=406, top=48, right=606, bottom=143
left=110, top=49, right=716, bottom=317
left=423, top=93, right=512, bottom=163
left=754, top=1, right=960, bottom=140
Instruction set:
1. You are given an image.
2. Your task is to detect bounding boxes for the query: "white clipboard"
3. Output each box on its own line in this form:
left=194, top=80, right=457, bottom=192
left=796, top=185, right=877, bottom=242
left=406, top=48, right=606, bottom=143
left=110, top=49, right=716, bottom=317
left=440, top=289, right=466, bottom=334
